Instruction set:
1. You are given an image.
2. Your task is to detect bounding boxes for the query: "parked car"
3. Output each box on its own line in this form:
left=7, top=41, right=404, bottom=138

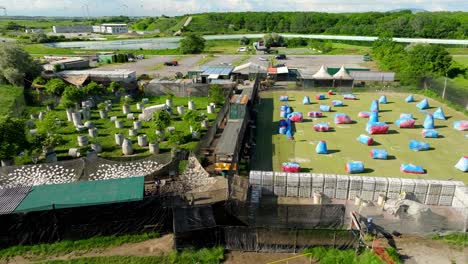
left=164, top=61, right=178, bottom=66
left=238, top=47, right=248, bottom=52
left=258, top=57, right=268, bottom=61
left=275, top=54, right=287, bottom=60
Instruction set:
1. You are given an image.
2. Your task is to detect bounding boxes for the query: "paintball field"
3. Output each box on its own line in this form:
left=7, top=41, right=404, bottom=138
left=254, top=91, right=467, bottom=183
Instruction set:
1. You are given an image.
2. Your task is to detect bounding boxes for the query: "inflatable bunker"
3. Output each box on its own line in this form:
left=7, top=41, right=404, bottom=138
left=303, top=96, right=311, bottom=105
left=370, top=100, right=379, bottom=112
left=453, top=120, right=468, bottom=131
left=405, top=94, right=415, bottom=103
left=280, top=104, right=292, bottom=118
left=395, top=118, right=415, bottom=128
left=343, top=94, right=357, bottom=100
left=346, top=161, right=364, bottom=174
left=433, top=107, right=446, bottom=120
left=357, top=134, right=373, bottom=145
left=316, top=94, right=325, bottom=100
left=400, top=164, right=425, bottom=174
left=370, top=149, right=388, bottom=160
left=334, top=113, right=352, bottom=124
left=308, top=111, right=322, bottom=118
left=279, top=119, right=288, bottom=134
left=423, top=114, right=435, bottom=129
left=282, top=162, right=300, bottom=172
left=280, top=95, right=289, bottom=101
left=316, top=140, right=328, bottom=154
left=328, top=90, right=334, bottom=95
left=320, top=105, right=331, bottom=112
left=332, top=100, right=343, bottom=107
left=314, top=123, right=330, bottom=132
left=288, top=112, right=303, bottom=122
left=358, top=111, right=371, bottom=118
left=409, top=140, right=430, bottom=151
left=366, top=122, right=389, bottom=134
left=455, top=156, right=468, bottom=172
left=400, top=113, right=413, bottom=119
left=369, top=111, right=379, bottom=123
left=416, top=98, right=429, bottom=110
left=422, top=129, right=438, bottom=138
left=379, top=95, right=387, bottom=104
left=286, top=129, right=294, bottom=140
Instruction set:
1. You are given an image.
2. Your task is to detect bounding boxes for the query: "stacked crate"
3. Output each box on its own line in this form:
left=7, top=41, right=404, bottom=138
left=387, top=178, right=402, bottom=199
left=286, top=173, right=300, bottom=197
left=425, top=180, right=442, bottom=205
left=439, top=181, right=463, bottom=206
left=373, top=177, right=388, bottom=201
left=249, top=171, right=262, bottom=186
left=311, top=173, right=325, bottom=194
left=298, top=173, right=312, bottom=198
left=335, top=175, right=349, bottom=200
left=322, top=174, right=337, bottom=199
left=261, top=171, right=274, bottom=196
left=348, top=176, right=363, bottom=200
left=361, top=177, right=376, bottom=201
left=400, top=178, right=415, bottom=194
left=413, top=179, right=429, bottom=203
left=274, top=172, right=287, bottom=196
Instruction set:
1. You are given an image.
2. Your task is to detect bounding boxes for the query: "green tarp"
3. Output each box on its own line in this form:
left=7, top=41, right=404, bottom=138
left=14, top=177, right=144, bottom=213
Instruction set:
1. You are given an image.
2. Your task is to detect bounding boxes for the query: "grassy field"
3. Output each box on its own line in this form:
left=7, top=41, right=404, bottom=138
left=0, top=85, right=24, bottom=117
left=27, top=96, right=218, bottom=163
left=453, top=55, right=468, bottom=67
left=254, top=91, right=467, bottom=183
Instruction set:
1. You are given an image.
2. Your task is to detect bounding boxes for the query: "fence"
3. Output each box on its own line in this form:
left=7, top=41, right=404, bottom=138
left=249, top=171, right=466, bottom=208
left=143, top=80, right=236, bottom=97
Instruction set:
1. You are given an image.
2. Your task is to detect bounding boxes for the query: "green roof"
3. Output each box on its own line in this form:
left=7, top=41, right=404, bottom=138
left=327, top=68, right=369, bottom=75
left=14, top=177, right=144, bottom=213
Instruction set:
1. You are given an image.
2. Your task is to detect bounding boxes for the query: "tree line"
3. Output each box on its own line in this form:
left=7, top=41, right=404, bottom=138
left=180, top=11, right=467, bottom=39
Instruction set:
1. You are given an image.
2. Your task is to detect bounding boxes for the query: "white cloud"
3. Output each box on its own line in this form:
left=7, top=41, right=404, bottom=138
left=0, top=0, right=466, bottom=16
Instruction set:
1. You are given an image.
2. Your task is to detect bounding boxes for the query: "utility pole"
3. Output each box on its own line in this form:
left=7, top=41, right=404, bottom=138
left=442, top=73, right=447, bottom=99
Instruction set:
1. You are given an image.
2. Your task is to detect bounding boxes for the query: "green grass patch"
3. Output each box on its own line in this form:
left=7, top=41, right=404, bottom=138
left=254, top=91, right=467, bottom=183
left=303, top=247, right=383, bottom=264
left=0, top=85, right=25, bottom=117
left=178, top=160, right=189, bottom=173
left=447, top=48, right=468, bottom=55
left=432, top=233, right=468, bottom=247
left=24, top=44, right=181, bottom=56
left=453, top=55, right=468, bottom=67
left=385, top=247, right=402, bottom=264
left=0, top=232, right=160, bottom=259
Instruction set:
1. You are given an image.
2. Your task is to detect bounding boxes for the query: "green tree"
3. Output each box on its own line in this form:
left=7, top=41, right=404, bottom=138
left=45, top=78, right=67, bottom=96
left=263, top=33, right=286, bottom=48
left=239, top=36, right=250, bottom=45
left=32, top=76, right=46, bottom=85
left=61, top=86, right=84, bottom=106
left=208, top=84, right=225, bottom=105
left=180, top=33, right=206, bottom=54
left=83, top=81, right=104, bottom=96
left=0, top=43, right=42, bottom=86
left=405, top=44, right=452, bottom=77
left=0, top=116, right=27, bottom=161
left=153, top=110, right=171, bottom=131
left=36, top=112, right=61, bottom=135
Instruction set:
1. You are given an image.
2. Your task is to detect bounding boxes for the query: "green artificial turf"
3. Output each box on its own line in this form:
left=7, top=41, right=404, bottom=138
left=254, top=91, right=467, bottom=183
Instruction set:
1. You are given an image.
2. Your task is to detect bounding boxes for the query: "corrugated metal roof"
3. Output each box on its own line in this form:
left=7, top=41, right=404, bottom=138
left=215, top=120, right=244, bottom=156
left=0, top=187, right=31, bottom=215
left=350, top=71, right=395, bottom=81
left=200, top=65, right=234, bottom=76
left=230, top=95, right=249, bottom=104
left=14, top=177, right=144, bottom=213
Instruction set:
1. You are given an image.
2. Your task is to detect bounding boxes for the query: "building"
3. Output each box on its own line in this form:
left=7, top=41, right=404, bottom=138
left=188, top=65, right=234, bottom=84
left=25, top=28, right=43, bottom=34
left=232, top=62, right=267, bottom=81
left=94, top=24, right=128, bottom=34
left=43, top=57, right=90, bottom=71
left=56, top=69, right=137, bottom=88
left=52, top=25, right=94, bottom=34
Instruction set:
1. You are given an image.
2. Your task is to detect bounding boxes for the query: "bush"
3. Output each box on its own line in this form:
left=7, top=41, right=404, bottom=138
left=45, top=79, right=67, bottom=96
left=83, top=81, right=104, bottom=96
left=61, top=86, right=84, bottom=105
left=32, top=76, right=46, bottom=86
left=180, top=33, right=206, bottom=54
left=239, top=36, right=250, bottom=45
left=208, top=84, right=225, bottom=105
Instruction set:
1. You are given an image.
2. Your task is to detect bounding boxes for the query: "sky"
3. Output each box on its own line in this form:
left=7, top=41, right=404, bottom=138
left=0, top=0, right=467, bottom=17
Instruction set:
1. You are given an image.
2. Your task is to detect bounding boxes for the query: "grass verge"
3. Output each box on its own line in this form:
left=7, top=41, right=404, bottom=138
left=0, top=85, right=24, bottom=117
left=303, top=247, right=383, bottom=264
left=0, top=232, right=160, bottom=259
left=385, top=247, right=402, bottom=264
left=432, top=233, right=468, bottom=247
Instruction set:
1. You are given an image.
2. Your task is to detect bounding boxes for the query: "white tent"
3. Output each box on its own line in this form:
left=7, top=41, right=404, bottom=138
left=233, top=62, right=267, bottom=75
left=333, top=65, right=353, bottom=80
left=312, top=65, right=333, bottom=80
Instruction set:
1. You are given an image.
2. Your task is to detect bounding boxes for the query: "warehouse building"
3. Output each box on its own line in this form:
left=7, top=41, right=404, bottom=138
left=43, top=57, right=90, bottom=71
left=52, top=25, right=94, bottom=33
left=94, top=24, right=129, bottom=34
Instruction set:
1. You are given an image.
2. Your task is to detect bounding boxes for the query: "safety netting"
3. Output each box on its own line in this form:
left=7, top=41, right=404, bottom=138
left=416, top=98, right=429, bottom=110
left=280, top=95, right=289, bottom=101
left=433, top=107, right=446, bottom=120
left=422, top=129, right=438, bottom=138
left=400, top=164, right=425, bottom=174
left=423, top=114, right=435, bottom=129
left=334, top=113, right=352, bottom=124
left=343, top=94, right=357, bottom=100
left=357, top=134, right=373, bottom=145
left=395, top=117, right=415, bottom=128
left=379, top=95, right=387, bottom=104
left=320, top=105, right=331, bottom=112
left=405, top=94, right=415, bottom=102
left=316, top=140, right=328, bottom=154
left=288, top=112, right=303, bottom=122
left=370, top=149, right=388, bottom=160
left=282, top=162, right=301, bottom=172
left=316, top=94, right=325, bottom=100
left=453, top=120, right=468, bottom=131
left=314, top=123, right=330, bottom=132
left=455, top=156, right=468, bottom=172
left=303, top=96, right=311, bottom=105
left=358, top=111, right=370, bottom=118
left=308, top=111, right=322, bottom=118
left=409, top=140, right=430, bottom=151
left=366, top=122, right=389, bottom=134
left=332, top=100, right=343, bottom=107
left=345, top=161, right=364, bottom=174
left=370, top=100, right=379, bottom=112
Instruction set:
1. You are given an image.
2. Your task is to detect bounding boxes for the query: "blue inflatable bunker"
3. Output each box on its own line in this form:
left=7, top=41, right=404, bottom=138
left=316, top=94, right=325, bottom=100
left=357, top=134, right=373, bottom=145
left=433, top=107, right=446, bottom=120
left=366, top=122, right=389, bottom=134
left=358, top=111, right=371, bottom=118
left=400, top=113, right=413, bottom=119
left=405, top=94, right=415, bottom=103
left=288, top=112, right=303, bottom=122
left=423, top=114, right=435, bottom=129
left=416, top=98, right=429, bottom=110
left=280, top=104, right=292, bottom=118
left=455, top=156, right=468, bottom=172
left=320, top=105, right=331, bottom=112
left=370, top=149, right=388, bottom=160
left=409, top=140, right=430, bottom=151
left=303, top=96, right=311, bottom=105
left=346, top=161, right=365, bottom=174
left=334, top=113, right=352, bottom=124
left=401, top=164, right=425, bottom=174
left=454, top=120, right=468, bottom=131
left=422, top=129, right=438, bottom=138
left=332, top=100, right=343, bottom=107
left=369, top=111, right=379, bottom=123
left=370, top=100, right=379, bottom=112
left=316, top=140, right=328, bottom=154
left=279, top=119, right=288, bottom=134
left=379, top=95, right=387, bottom=104
left=280, top=95, right=289, bottom=101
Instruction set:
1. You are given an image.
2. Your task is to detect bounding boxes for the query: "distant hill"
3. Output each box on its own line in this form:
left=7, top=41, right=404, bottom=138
left=389, top=8, right=428, bottom=13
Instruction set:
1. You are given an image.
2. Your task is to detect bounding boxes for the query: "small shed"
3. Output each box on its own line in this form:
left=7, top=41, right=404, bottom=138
left=200, top=65, right=234, bottom=83
left=229, top=87, right=253, bottom=120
